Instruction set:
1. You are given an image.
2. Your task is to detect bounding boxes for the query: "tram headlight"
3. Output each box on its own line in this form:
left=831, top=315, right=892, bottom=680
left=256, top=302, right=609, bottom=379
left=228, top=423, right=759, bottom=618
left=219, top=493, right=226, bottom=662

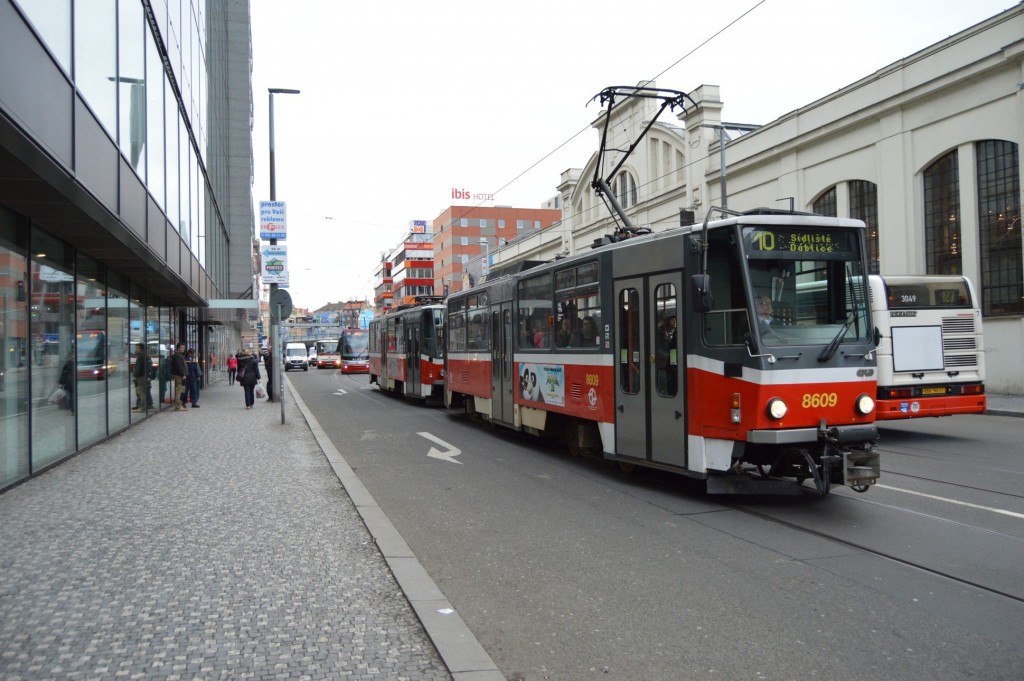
left=766, top=398, right=788, bottom=420
left=855, top=393, right=875, bottom=415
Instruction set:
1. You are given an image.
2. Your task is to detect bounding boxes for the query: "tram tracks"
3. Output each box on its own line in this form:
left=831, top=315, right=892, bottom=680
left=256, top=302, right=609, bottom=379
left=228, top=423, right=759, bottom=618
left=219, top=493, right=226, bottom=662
left=729, top=498, right=1024, bottom=605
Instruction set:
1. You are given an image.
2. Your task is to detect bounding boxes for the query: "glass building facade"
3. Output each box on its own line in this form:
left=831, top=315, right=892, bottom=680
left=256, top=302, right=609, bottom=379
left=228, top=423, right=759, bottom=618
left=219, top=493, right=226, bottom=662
left=0, top=0, right=254, bottom=491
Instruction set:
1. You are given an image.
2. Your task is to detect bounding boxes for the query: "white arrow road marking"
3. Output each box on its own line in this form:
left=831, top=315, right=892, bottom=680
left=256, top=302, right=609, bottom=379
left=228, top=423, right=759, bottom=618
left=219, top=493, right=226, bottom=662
left=418, top=431, right=462, bottom=464
left=334, top=388, right=347, bottom=395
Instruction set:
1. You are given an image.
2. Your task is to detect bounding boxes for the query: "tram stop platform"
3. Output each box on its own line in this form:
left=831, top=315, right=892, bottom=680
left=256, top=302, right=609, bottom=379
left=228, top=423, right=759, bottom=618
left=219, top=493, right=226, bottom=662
left=0, top=376, right=503, bottom=681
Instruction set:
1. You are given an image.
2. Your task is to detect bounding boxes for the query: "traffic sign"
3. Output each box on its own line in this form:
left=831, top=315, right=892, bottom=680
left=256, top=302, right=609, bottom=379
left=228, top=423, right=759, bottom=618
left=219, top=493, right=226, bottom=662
left=270, top=288, right=293, bottom=319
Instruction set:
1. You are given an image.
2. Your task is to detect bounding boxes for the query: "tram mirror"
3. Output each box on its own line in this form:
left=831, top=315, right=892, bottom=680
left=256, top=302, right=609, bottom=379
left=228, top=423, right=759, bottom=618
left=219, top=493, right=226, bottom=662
left=873, top=326, right=882, bottom=347
left=743, top=331, right=758, bottom=355
left=691, top=274, right=713, bottom=313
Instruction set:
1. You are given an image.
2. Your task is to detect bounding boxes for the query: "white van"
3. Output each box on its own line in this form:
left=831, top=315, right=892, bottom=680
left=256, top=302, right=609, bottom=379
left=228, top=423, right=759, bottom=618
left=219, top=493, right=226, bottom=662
left=283, top=342, right=308, bottom=371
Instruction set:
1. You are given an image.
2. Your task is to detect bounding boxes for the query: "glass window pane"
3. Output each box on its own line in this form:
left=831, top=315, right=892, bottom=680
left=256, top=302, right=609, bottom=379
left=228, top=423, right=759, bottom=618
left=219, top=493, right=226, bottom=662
left=117, top=0, right=146, bottom=173
left=618, top=288, right=640, bottom=395
left=654, top=284, right=678, bottom=397
left=73, top=0, right=117, bottom=134
left=146, top=27, right=165, bottom=206
left=0, top=208, right=30, bottom=489
left=17, top=0, right=71, bottom=72
left=75, top=254, right=107, bottom=447
left=976, top=140, right=1022, bottom=317
left=30, top=229, right=76, bottom=469
left=924, top=151, right=961, bottom=275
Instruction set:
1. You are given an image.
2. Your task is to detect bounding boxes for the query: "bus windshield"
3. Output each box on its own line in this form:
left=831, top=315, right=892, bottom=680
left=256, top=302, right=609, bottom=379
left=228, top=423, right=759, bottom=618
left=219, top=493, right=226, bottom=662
left=743, top=226, right=870, bottom=348
left=338, top=330, right=369, bottom=360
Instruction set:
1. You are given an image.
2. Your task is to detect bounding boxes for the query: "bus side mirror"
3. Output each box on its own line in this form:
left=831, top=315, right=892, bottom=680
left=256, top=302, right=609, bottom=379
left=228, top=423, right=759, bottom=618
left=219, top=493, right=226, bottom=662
left=691, top=274, right=713, bottom=313
left=873, top=326, right=882, bottom=347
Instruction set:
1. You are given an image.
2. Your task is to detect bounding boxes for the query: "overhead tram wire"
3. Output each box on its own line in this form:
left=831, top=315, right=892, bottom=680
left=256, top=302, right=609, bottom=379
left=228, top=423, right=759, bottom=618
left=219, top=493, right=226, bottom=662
left=439, top=0, right=769, bottom=248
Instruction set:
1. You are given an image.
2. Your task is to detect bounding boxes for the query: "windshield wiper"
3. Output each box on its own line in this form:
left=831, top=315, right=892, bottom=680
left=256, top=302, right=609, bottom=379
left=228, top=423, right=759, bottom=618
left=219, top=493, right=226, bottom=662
left=817, top=313, right=854, bottom=362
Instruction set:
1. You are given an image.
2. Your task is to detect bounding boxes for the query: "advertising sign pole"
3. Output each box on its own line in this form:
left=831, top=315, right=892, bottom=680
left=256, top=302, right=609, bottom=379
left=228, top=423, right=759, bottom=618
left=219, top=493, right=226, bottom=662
left=268, top=87, right=299, bottom=424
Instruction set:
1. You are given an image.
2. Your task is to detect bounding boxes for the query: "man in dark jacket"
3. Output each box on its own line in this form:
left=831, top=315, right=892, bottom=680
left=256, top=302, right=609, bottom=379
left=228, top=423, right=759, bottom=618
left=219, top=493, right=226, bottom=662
left=170, top=343, right=188, bottom=411
left=132, top=343, right=154, bottom=411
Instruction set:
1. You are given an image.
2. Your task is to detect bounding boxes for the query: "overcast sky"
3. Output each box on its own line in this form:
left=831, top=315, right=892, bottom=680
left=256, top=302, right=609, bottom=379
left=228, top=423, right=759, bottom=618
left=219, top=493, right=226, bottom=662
left=250, top=0, right=1015, bottom=311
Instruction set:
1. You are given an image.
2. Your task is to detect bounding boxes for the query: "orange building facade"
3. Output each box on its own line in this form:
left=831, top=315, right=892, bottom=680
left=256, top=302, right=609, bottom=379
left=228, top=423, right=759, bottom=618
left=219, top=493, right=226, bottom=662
left=432, top=205, right=561, bottom=296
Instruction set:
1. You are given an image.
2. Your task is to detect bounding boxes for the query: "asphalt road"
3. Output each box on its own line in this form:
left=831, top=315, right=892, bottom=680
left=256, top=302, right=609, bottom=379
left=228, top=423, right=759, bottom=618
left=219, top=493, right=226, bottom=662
left=291, top=369, right=1024, bottom=681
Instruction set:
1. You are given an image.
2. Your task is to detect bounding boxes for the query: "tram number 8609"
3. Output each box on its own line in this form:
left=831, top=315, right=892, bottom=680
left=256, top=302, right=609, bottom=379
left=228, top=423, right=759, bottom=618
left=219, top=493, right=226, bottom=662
left=802, top=392, right=838, bottom=408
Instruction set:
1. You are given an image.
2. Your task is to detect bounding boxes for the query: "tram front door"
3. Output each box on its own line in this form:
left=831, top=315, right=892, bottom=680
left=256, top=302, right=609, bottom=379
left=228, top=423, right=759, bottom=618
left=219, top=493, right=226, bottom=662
left=614, top=273, right=687, bottom=467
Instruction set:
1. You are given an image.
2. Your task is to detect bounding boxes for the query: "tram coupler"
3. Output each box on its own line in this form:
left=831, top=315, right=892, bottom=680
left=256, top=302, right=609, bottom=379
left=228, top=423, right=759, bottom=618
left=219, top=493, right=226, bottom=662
left=818, top=420, right=880, bottom=493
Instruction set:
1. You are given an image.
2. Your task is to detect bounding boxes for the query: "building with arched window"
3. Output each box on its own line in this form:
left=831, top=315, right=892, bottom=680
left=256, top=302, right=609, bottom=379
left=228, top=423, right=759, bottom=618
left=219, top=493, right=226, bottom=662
left=495, top=5, right=1023, bottom=393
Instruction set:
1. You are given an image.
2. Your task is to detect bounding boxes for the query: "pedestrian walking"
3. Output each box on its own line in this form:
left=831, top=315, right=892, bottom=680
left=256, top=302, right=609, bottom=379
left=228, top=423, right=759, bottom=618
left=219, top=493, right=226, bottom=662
left=264, top=344, right=274, bottom=402
left=57, top=354, right=75, bottom=414
left=131, top=343, right=154, bottom=412
left=227, top=353, right=238, bottom=386
left=237, top=350, right=261, bottom=409
left=170, top=343, right=188, bottom=411
left=183, top=349, right=201, bottom=408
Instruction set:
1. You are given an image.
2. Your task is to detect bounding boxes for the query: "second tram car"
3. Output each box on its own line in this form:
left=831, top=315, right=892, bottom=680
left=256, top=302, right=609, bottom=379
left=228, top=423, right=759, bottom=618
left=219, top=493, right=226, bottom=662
left=445, top=210, right=881, bottom=495
left=369, top=298, right=446, bottom=400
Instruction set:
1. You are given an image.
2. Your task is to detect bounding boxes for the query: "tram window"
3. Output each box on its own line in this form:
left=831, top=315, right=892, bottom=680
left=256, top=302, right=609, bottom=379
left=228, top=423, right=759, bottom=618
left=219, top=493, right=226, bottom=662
left=448, top=309, right=466, bottom=351
left=467, top=312, right=487, bottom=350
left=702, top=229, right=749, bottom=346
left=518, top=273, right=552, bottom=350
left=654, top=284, right=678, bottom=397
left=618, top=288, right=641, bottom=394
left=555, top=261, right=600, bottom=349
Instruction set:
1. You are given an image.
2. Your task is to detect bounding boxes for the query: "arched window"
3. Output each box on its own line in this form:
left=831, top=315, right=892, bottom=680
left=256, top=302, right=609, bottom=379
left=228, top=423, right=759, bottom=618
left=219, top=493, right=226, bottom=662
left=812, top=187, right=836, bottom=216
left=849, top=180, right=879, bottom=274
left=924, top=151, right=961, bottom=274
left=976, top=140, right=1021, bottom=316
left=614, top=171, right=638, bottom=209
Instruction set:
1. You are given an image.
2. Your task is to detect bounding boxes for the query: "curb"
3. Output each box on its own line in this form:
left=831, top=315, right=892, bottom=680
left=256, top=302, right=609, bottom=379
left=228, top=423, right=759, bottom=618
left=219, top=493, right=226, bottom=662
left=285, top=375, right=506, bottom=681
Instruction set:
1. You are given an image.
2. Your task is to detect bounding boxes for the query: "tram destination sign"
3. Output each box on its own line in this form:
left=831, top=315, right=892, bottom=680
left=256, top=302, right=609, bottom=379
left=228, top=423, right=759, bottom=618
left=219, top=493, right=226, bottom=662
left=743, top=227, right=858, bottom=259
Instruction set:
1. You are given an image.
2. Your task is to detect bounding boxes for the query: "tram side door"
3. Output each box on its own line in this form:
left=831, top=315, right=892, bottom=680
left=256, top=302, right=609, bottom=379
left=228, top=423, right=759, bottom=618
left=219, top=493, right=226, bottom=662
left=613, top=273, right=687, bottom=466
left=405, top=320, right=420, bottom=396
left=614, top=278, right=647, bottom=459
left=491, top=303, right=514, bottom=424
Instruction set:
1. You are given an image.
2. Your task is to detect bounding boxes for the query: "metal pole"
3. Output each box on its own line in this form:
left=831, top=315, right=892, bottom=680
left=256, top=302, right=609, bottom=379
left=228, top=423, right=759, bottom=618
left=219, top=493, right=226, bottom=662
left=267, top=88, right=299, bottom=424
left=718, top=127, right=728, bottom=210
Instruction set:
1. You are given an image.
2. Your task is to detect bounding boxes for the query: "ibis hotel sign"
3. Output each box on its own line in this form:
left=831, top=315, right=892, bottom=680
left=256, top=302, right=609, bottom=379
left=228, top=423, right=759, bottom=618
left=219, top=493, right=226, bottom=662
left=451, top=187, right=495, bottom=205
left=259, top=200, right=287, bottom=240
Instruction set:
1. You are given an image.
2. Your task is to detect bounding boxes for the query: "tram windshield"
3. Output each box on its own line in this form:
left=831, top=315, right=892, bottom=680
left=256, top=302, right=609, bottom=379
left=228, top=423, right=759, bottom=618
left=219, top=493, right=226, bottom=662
left=742, top=226, right=870, bottom=348
left=337, top=329, right=369, bottom=360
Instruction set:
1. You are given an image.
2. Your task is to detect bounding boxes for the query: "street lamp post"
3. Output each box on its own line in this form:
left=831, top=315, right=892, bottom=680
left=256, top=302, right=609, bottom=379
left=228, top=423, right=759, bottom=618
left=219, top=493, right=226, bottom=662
left=269, top=87, right=299, bottom=424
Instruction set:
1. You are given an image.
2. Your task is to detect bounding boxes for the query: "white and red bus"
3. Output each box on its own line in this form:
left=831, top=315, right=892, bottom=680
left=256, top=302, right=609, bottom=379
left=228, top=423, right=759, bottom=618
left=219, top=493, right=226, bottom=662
left=445, top=209, right=881, bottom=495
left=868, top=274, right=986, bottom=419
left=369, top=298, right=445, bottom=400
left=313, top=339, right=339, bottom=369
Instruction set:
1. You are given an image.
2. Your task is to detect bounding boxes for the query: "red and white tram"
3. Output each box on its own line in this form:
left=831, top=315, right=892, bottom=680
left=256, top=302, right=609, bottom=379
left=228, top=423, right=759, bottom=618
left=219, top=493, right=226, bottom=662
left=445, top=209, right=881, bottom=495
left=369, top=297, right=446, bottom=400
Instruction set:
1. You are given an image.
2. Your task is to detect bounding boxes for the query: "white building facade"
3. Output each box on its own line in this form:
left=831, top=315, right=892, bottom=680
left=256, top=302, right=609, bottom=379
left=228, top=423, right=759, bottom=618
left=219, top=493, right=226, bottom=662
left=495, top=5, right=1023, bottom=393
